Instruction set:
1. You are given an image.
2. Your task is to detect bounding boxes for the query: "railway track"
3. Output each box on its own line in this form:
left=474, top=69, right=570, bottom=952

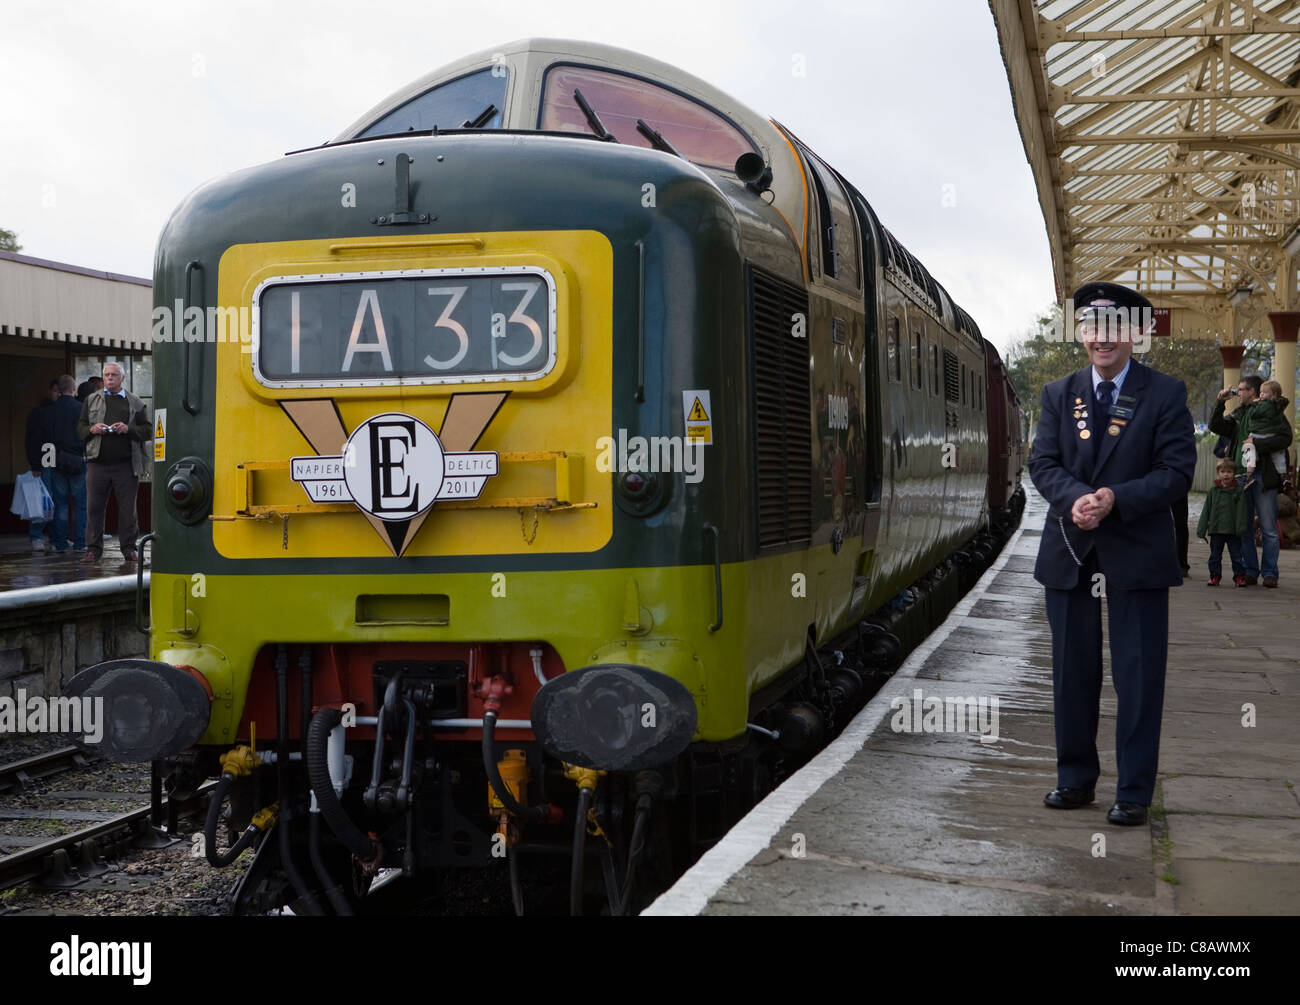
left=0, top=785, right=215, bottom=894
left=0, top=743, right=214, bottom=900
left=0, top=745, right=99, bottom=796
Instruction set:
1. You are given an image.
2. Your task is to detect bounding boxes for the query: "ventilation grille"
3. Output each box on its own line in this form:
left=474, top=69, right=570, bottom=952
left=748, top=265, right=811, bottom=548
left=944, top=348, right=961, bottom=404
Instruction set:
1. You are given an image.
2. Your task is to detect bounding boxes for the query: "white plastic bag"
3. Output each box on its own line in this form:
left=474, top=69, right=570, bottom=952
left=9, top=471, right=54, bottom=522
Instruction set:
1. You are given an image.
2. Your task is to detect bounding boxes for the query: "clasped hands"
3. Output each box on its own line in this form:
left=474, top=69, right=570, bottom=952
left=92, top=422, right=128, bottom=435
left=1071, top=487, right=1115, bottom=531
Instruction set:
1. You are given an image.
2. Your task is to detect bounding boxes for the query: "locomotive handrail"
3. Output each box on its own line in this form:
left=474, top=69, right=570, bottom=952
left=136, top=533, right=156, bottom=633
left=635, top=238, right=646, bottom=403
left=328, top=237, right=485, bottom=254
left=183, top=260, right=203, bottom=415
left=214, top=452, right=596, bottom=520
left=703, top=523, right=723, bottom=633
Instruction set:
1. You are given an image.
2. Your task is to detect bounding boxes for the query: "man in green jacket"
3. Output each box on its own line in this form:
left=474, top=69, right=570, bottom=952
left=1197, top=458, right=1247, bottom=586
left=76, top=362, right=152, bottom=566
left=1208, top=375, right=1293, bottom=587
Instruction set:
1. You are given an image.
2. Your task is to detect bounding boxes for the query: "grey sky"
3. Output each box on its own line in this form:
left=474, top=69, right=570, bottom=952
left=0, top=0, right=1054, bottom=352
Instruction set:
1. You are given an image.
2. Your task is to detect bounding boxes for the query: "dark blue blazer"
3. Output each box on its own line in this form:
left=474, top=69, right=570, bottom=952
left=1029, top=361, right=1196, bottom=590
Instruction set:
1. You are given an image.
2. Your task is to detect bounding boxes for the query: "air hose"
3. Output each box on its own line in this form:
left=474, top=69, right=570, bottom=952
left=309, top=813, right=354, bottom=916
left=203, top=772, right=261, bottom=867
left=306, top=706, right=378, bottom=862
left=277, top=647, right=322, bottom=916
left=570, top=785, right=593, bottom=916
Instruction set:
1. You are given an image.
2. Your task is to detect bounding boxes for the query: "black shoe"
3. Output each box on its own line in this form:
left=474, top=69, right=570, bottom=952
left=1107, top=802, right=1148, bottom=826
left=1044, top=787, right=1095, bottom=809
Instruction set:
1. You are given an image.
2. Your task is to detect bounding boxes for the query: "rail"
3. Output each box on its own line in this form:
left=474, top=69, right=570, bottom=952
left=0, top=746, right=97, bottom=795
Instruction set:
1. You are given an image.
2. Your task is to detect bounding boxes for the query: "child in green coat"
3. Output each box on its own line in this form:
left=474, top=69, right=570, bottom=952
left=1198, top=458, right=1248, bottom=586
left=1250, top=381, right=1293, bottom=491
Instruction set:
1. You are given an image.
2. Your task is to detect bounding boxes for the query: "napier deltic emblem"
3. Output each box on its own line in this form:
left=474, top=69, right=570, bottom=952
left=292, top=412, right=498, bottom=519
left=288, top=410, right=500, bottom=556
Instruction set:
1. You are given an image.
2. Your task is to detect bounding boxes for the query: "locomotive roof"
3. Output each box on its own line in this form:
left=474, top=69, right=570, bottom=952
left=334, top=38, right=809, bottom=255
left=334, top=38, right=981, bottom=348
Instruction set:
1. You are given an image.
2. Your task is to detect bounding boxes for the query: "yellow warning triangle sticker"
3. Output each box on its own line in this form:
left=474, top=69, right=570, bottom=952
left=688, top=396, right=710, bottom=422
left=155, top=416, right=165, bottom=437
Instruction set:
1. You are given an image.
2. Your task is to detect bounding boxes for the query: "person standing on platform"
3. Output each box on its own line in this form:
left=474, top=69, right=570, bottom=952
left=1029, top=282, right=1196, bottom=827
left=23, top=379, right=61, bottom=553
left=1253, top=380, right=1292, bottom=493
left=76, top=375, right=103, bottom=402
left=1208, top=375, right=1291, bottom=588
left=46, top=374, right=87, bottom=552
left=1197, top=458, right=1247, bottom=586
left=77, top=362, right=151, bottom=567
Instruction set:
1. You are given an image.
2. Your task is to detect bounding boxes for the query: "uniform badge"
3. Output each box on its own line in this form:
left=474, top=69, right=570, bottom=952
left=1080, top=429, right=1092, bottom=440
left=1107, top=424, right=1120, bottom=436
left=1077, top=420, right=1086, bottom=429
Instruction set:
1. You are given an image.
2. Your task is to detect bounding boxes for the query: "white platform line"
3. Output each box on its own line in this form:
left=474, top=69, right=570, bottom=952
left=641, top=491, right=1044, bottom=916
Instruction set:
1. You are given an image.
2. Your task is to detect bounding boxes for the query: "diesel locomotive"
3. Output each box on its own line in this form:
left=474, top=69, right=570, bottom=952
left=68, top=39, right=1025, bottom=915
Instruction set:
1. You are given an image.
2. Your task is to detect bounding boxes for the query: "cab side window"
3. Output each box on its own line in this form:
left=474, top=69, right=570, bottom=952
left=886, top=315, right=901, bottom=383
left=803, top=150, right=860, bottom=293
left=911, top=327, right=924, bottom=391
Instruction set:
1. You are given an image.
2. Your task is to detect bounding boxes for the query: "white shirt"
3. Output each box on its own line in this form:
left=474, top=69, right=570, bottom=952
left=1091, top=359, right=1131, bottom=403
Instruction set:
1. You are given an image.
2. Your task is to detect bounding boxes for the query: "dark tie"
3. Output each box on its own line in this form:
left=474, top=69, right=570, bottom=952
left=1093, top=380, right=1115, bottom=435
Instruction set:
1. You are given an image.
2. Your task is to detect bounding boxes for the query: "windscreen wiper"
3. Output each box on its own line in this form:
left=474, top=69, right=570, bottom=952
left=461, top=104, right=498, bottom=129
left=573, top=89, right=617, bottom=141
left=636, top=119, right=683, bottom=159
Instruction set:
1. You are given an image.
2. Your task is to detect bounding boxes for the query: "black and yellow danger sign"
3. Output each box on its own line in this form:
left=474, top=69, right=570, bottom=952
left=153, top=408, right=166, bottom=462
left=682, top=390, right=713, bottom=445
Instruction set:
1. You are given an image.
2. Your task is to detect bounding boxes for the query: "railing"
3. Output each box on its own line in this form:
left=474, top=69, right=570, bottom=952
left=211, top=451, right=594, bottom=521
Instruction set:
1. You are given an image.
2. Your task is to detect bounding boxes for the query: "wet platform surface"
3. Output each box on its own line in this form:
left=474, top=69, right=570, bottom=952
left=646, top=483, right=1300, bottom=916
left=0, top=535, right=143, bottom=592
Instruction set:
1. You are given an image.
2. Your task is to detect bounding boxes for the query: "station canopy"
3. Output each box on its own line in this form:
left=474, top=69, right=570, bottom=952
left=992, top=0, right=1300, bottom=327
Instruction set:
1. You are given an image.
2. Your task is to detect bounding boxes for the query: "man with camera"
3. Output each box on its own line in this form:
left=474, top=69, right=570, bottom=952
left=1209, top=375, right=1292, bottom=588
left=77, top=362, right=152, bottom=567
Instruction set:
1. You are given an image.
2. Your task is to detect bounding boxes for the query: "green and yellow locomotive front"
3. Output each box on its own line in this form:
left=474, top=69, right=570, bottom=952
left=70, top=129, right=800, bottom=865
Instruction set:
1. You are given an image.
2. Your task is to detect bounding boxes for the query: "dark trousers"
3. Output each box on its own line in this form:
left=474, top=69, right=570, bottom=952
left=86, top=460, right=139, bottom=556
left=1171, top=495, right=1189, bottom=571
left=1207, top=533, right=1244, bottom=579
left=47, top=468, right=87, bottom=550
left=1044, top=551, right=1170, bottom=805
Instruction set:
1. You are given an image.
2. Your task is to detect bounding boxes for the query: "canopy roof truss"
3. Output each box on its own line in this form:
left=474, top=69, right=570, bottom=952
left=992, top=0, right=1300, bottom=314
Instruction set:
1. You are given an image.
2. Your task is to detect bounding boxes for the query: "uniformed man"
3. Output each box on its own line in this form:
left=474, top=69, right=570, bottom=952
left=1028, top=282, right=1196, bottom=826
